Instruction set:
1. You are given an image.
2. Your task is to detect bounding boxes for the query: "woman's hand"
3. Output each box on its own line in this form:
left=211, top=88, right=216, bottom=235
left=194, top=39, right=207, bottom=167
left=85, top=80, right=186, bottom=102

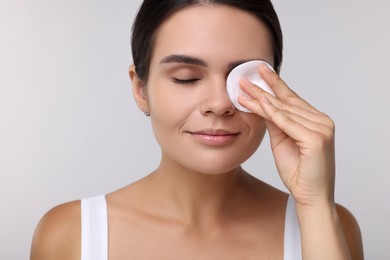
left=238, top=65, right=358, bottom=259
left=238, top=64, right=336, bottom=208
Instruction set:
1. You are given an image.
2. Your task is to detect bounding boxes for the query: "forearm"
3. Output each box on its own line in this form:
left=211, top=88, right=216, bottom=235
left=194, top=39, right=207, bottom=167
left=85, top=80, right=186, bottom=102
left=296, top=202, right=351, bottom=260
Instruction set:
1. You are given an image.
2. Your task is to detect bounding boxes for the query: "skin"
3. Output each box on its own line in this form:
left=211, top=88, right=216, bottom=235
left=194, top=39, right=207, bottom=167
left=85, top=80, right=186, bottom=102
left=30, top=4, right=364, bottom=260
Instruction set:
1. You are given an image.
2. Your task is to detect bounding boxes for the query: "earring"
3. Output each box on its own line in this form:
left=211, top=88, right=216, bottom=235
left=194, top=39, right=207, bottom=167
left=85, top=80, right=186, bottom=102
left=143, top=110, right=150, bottom=117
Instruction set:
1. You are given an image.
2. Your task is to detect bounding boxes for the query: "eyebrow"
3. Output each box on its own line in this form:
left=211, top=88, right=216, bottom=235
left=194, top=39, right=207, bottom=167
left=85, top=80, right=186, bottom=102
left=160, top=54, right=207, bottom=66
left=160, top=54, right=258, bottom=71
left=227, top=60, right=253, bottom=71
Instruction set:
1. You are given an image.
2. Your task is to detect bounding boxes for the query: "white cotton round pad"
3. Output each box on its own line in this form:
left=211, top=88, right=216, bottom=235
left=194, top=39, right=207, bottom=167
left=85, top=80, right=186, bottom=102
left=226, top=60, right=275, bottom=113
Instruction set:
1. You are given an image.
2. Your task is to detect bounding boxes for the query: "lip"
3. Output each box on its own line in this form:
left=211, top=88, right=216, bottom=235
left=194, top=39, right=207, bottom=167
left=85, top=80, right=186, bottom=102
left=188, top=129, right=239, bottom=146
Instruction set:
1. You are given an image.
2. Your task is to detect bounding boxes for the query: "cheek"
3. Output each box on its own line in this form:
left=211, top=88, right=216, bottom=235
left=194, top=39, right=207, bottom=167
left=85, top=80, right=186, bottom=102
left=244, top=116, right=267, bottom=151
left=244, top=114, right=266, bottom=135
left=147, top=77, right=201, bottom=120
left=147, top=83, right=198, bottom=135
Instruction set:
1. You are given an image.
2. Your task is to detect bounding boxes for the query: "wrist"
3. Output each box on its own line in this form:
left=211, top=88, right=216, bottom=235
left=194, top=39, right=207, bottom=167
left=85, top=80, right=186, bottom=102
left=295, top=196, right=337, bottom=221
left=294, top=199, right=351, bottom=260
left=292, top=190, right=335, bottom=214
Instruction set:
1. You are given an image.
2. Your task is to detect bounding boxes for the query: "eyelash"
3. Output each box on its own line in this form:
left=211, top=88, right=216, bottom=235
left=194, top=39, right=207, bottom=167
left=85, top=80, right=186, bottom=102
left=172, top=78, right=200, bottom=85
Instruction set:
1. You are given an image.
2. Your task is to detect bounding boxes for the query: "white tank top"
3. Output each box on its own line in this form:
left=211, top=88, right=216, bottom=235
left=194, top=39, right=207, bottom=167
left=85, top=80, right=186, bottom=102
left=81, top=195, right=302, bottom=260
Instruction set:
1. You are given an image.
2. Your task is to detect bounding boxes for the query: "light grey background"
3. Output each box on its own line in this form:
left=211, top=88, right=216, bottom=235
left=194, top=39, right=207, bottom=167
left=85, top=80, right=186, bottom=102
left=1, top=0, right=389, bottom=259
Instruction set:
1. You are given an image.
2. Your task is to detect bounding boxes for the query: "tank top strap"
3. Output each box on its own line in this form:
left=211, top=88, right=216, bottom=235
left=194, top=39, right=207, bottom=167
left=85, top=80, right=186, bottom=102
left=283, top=195, right=302, bottom=260
left=80, top=194, right=300, bottom=259
left=81, top=195, right=108, bottom=260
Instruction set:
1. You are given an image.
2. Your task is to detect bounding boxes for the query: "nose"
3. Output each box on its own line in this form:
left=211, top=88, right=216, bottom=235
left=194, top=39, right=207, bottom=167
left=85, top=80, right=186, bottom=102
left=199, top=78, right=236, bottom=117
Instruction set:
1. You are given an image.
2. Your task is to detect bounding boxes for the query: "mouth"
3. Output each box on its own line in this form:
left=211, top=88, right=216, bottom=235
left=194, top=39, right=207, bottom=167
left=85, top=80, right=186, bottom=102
left=187, top=129, right=239, bottom=146
left=191, top=129, right=239, bottom=135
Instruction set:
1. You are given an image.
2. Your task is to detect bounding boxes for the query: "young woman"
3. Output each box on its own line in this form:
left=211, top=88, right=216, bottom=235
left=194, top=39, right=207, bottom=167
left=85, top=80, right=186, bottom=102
left=31, top=0, right=364, bottom=259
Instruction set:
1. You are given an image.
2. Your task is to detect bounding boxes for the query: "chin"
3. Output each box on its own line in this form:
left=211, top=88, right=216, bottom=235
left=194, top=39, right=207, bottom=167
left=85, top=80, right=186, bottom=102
left=178, top=153, right=251, bottom=175
left=191, top=165, right=240, bottom=175
left=160, top=138, right=261, bottom=175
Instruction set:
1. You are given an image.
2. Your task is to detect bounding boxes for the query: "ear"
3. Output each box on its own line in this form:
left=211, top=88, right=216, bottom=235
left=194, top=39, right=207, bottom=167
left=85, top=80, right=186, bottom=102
left=129, top=65, right=149, bottom=114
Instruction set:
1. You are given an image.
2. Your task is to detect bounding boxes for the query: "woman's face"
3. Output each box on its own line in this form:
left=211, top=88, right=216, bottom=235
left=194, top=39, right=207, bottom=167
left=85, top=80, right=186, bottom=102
left=134, top=4, right=274, bottom=174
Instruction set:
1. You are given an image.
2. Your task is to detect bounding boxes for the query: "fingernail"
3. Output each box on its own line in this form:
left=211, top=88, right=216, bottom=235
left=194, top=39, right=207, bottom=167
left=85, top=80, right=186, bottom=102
left=261, top=63, right=272, bottom=73
left=239, top=93, right=253, bottom=101
left=240, top=77, right=252, bottom=87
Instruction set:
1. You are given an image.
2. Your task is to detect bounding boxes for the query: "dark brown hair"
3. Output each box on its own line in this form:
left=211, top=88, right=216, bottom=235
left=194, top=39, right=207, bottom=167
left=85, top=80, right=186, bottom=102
left=131, top=0, right=283, bottom=82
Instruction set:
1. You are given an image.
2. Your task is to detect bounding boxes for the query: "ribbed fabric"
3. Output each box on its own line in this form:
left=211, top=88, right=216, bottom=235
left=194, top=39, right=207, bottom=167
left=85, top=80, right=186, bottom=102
left=80, top=194, right=301, bottom=259
left=81, top=195, right=108, bottom=260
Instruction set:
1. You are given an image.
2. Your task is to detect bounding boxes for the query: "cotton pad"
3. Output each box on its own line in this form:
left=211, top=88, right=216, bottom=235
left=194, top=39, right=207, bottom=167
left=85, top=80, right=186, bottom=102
left=226, top=60, right=275, bottom=113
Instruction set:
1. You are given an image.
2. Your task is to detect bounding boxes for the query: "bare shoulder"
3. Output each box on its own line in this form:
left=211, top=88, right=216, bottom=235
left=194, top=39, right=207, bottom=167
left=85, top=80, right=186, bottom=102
left=336, top=203, right=364, bottom=260
left=30, top=200, right=81, bottom=260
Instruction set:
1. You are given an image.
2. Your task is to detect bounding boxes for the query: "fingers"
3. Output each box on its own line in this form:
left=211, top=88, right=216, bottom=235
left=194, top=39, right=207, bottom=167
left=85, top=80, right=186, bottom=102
left=239, top=79, right=327, bottom=125
left=260, top=96, right=334, bottom=143
left=237, top=66, right=335, bottom=143
left=240, top=65, right=337, bottom=208
left=258, top=64, right=319, bottom=112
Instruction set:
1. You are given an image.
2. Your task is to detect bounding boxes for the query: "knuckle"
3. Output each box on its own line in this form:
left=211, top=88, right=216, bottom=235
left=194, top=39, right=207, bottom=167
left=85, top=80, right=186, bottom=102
left=312, top=128, right=334, bottom=148
left=271, top=73, right=286, bottom=88
left=251, top=101, right=265, bottom=115
left=285, top=88, right=298, bottom=101
left=322, top=114, right=336, bottom=131
left=274, top=111, right=294, bottom=130
left=278, top=99, right=294, bottom=111
left=274, top=75, right=283, bottom=85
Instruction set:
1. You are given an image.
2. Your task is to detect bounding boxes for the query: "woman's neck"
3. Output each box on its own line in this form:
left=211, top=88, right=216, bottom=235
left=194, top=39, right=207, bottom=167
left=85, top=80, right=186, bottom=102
left=148, top=154, right=251, bottom=228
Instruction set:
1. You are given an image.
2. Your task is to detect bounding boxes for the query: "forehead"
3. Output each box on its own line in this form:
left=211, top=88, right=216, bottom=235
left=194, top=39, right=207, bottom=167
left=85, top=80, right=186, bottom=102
left=151, top=4, right=274, bottom=66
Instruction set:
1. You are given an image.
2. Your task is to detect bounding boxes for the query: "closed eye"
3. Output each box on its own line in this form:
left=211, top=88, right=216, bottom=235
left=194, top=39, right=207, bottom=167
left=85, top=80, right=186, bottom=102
left=172, top=78, right=200, bottom=85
